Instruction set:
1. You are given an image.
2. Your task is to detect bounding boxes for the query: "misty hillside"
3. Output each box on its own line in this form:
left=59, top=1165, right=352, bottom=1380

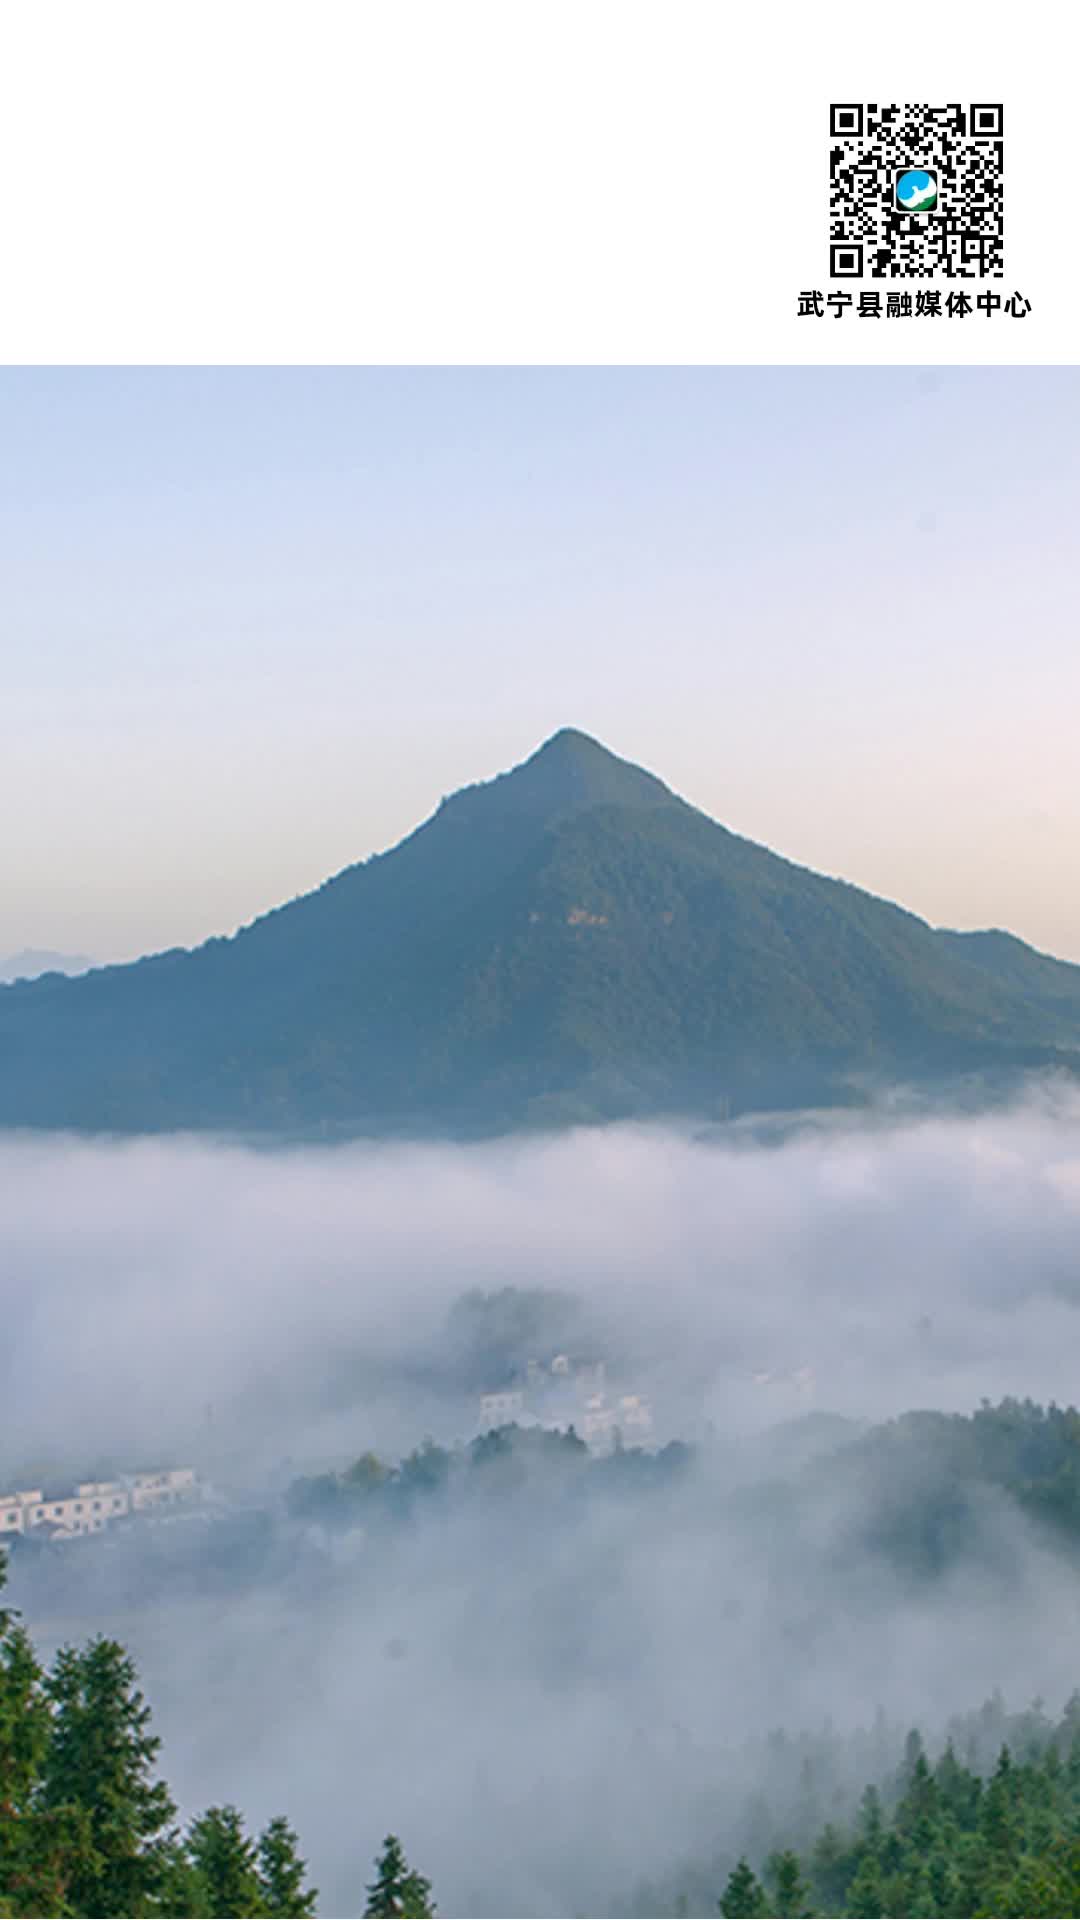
left=9, top=1106, right=1080, bottom=1920
left=1, top=728, right=1079, bottom=1135
left=16, top=1389, right=1080, bottom=1918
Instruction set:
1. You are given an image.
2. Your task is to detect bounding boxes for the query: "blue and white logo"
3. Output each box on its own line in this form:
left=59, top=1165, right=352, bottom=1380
left=895, top=168, right=938, bottom=212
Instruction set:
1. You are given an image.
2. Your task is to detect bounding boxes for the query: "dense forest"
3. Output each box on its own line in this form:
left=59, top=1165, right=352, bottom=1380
left=709, top=1709, right=1080, bottom=1918
left=613, top=1693, right=1080, bottom=1917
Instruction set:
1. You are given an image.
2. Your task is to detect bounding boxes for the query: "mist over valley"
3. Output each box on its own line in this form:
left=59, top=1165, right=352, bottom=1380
left=6, top=1103, right=1080, bottom=1913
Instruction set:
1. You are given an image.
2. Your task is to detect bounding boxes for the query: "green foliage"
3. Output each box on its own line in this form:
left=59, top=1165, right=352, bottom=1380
left=41, top=1637, right=177, bottom=1916
left=808, top=1824, right=851, bottom=1914
left=285, top=1416, right=685, bottom=1535
left=187, top=1805, right=263, bottom=1917
left=727, top=1706, right=1080, bottom=1918
left=257, top=1815, right=318, bottom=1917
left=0, top=1619, right=50, bottom=1820
left=151, top=1830, right=213, bottom=1917
left=767, top=1848, right=810, bottom=1916
left=0, top=1549, right=317, bottom=1918
left=826, top=1398, right=1080, bottom=1568
left=343, top=1452, right=391, bottom=1493
left=364, top=1833, right=435, bottom=1916
left=719, top=1857, right=767, bottom=1916
left=287, top=1392, right=1080, bottom=1584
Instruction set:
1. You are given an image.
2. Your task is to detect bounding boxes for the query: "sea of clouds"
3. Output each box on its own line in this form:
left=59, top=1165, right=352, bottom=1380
left=4, top=1087, right=1080, bottom=1913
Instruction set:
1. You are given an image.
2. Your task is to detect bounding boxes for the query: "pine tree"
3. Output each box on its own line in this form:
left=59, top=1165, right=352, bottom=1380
left=896, top=1727, right=926, bottom=1796
left=718, top=1856, right=767, bottom=1917
left=933, top=1739, right=969, bottom=1821
left=0, top=1544, right=89, bottom=1915
left=1059, top=1689, right=1080, bottom=1752
left=999, top=1852, right=1069, bottom=1919
left=151, top=1831, right=213, bottom=1918
left=3, top=1805, right=94, bottom=1920
left=808, top=1822, right=851, bottom=1914
left=0, top=1572, right=49, bottom=1818
left=767, top=1847, right=808, bottom=1918
left=0, top=1612, right=51, bottom=1875
left=41, top=1636, right=176, bottom=1916
left=926, top=1848, right=958, bottom=1916
left=258, top=1814, right=318, bottom=1917
left=365, top=1834, right=436, bottom=1916
left=844, top=1850, right=885, bottom=1919
left=187, top=1804, right=264, bottom=1917
left=857, top=1784, right=883, bottom=1849
left=902, top=1861, right=936, bottom=1918
left=978, top=1744, right=1016, bottom=1869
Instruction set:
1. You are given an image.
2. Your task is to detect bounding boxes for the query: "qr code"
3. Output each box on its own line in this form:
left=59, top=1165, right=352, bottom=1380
left=830, top=104, right=1004, bottom=279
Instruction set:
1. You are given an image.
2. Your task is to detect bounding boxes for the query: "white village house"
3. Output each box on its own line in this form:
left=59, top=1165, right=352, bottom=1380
left=0, top=1468, right=199, bottom=1541
left=478, top=1354, right=654, bottom=1456
left=478, top=1389, right=527, bottom=1425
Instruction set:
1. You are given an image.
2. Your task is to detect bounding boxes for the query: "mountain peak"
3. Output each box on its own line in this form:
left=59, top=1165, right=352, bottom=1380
left=428, top=728, right=678, bottom=843
left=4, top=728, right=1080, bottom=1138
left=513, top=726, right=675, bottom=810
left=532, top=725, right=616, bottom=760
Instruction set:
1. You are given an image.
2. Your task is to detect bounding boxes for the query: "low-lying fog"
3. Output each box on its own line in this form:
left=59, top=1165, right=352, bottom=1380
left=4, top=1084, right=1080, bottom=1914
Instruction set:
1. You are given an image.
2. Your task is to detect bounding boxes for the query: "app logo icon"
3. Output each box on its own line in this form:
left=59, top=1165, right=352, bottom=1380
left=895, top=168, right=938, bottom=212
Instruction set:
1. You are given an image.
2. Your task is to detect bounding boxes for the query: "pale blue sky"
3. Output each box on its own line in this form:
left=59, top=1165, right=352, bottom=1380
left=3, top=368, right=1079, bottom=964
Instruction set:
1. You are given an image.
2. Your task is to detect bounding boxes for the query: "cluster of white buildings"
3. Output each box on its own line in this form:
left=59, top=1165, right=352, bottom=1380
left=478, top=1354, right=654, bottom=1456
left=0, top=1467, right=200, bottom=1542
left=580, top=1391, right=653, bottom=1453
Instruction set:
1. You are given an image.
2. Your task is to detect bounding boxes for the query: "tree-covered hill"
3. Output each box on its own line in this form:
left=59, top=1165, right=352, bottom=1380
left=710, top=1712, right=1080, bottom=1918
left=2, top=729, right=1079, bottom=1135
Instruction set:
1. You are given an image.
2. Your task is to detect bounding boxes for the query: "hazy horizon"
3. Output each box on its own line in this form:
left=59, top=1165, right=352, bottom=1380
left=3, top=367, right=1079, bottom=967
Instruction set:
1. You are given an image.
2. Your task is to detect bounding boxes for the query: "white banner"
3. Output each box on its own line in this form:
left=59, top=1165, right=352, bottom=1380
left=0, top=0, right=1066, bottom=364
